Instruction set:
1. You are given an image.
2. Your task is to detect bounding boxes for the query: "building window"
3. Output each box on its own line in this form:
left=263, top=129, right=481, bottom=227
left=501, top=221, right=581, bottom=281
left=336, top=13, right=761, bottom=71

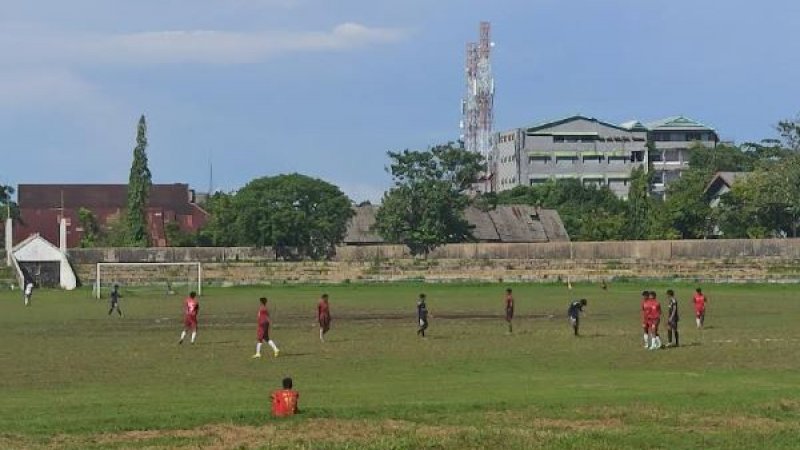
left=530, top=178, right=548, bottom=185
left=650, top=151, right=663, bottom=162
left=529, top=156, right=550, bottom=164
left=555, top=156, right=578, bottom=164
left=583, top=155, right=604, bottom=163
left=685, top=132, right=702, bottom=141
left=630, top=151, right=644, bottom=162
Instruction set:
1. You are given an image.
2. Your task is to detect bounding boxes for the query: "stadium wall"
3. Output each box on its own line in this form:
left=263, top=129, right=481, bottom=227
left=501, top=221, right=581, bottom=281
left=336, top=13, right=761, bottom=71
left=62, top=239, right=800, bottom=286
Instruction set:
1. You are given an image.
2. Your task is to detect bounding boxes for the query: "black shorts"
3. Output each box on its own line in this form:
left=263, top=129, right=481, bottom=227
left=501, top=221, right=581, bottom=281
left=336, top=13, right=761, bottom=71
left=505, top=308, right=514, bottom=321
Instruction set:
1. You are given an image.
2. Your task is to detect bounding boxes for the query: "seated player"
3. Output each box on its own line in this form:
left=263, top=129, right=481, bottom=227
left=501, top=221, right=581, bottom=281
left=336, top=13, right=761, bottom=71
left=504, top=288, right=514, bottom=333
left=318, top=294, right=332, bottom=342
left=179, top=291, right=199, bottom=345
left=567, top=298, right=587, bottom=336
left=271, top=377, right=300, bottom=417
left=693, top=288, right=707, bottom=329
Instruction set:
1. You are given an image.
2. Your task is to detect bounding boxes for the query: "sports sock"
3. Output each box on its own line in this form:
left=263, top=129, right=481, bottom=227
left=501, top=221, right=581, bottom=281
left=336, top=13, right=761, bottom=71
left=674, top=330, right=679, bottom=346
left=696, top=318, right=701, bottom=328
left=268, top=340, right=278, bottom=352
left=180, top=330, right=187, bottom=341
left=667, top=329, right=673, bottom=344
left=190, top=331, right=197, bottom=343
left=643, top=333, right=649, bottom=346
left=319, top=329, right=324, bottom=342
left=256, top=342, right=262, bottom=355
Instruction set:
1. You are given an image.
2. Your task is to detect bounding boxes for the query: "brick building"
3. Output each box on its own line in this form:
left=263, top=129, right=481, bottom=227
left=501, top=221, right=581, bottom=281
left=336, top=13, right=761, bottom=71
left=12, top=184, right=208, bottom=248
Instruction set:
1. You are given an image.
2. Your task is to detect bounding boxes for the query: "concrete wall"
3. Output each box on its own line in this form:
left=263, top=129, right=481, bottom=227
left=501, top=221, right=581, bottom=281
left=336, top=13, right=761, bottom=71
left=64, top=239, right=800, bottom=264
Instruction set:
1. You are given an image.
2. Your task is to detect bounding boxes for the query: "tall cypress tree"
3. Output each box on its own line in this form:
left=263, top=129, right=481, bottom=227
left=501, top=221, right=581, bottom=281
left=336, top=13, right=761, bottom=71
left=127, top=115, right=152, bottom=246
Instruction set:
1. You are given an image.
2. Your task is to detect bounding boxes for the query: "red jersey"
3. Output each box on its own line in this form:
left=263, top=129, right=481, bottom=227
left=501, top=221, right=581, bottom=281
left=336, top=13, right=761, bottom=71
left=505, top=294, right=514, bottom=310
left=258, top=305, right=270, bottom=326
left=184, top=297, right=199, bottom=318
left=645, top=299, right=662, bottom=320
left=271, top=389, right=299, bottom=417
left=318, top=300, right=330, bottom=319
left=693, top=293, right=707, bottom=311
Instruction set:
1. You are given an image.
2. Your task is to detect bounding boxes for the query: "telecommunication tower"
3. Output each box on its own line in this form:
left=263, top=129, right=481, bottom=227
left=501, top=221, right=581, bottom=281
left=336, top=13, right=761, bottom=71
left=461, top=22, right=495, bottom=160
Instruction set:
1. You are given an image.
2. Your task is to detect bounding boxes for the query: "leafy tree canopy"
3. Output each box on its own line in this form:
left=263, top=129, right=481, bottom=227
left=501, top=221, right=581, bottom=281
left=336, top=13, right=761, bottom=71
left=231, top=174, right=353, bottom=259
left=376, top=142, right=481, bottom=255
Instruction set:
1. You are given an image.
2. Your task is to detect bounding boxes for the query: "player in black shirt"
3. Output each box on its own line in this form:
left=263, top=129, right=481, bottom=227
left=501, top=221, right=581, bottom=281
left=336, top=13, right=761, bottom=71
left=108, top=284, right=123, bottom=317
left=416, top=294, right=429, bottom=337
left=567, top=299, right=587, bottom=336
left=666, top=289, right=679, bottom=347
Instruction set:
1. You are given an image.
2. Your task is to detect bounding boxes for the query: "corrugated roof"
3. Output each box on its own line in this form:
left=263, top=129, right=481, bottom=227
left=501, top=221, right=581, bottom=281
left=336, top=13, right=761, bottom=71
left=344, top=205, right=570, bottom=244
left=343, top=204, right=385, bottom=244
left=524, top=115, right=636, bottom=134
left=645, top=116, right=716, bottom=131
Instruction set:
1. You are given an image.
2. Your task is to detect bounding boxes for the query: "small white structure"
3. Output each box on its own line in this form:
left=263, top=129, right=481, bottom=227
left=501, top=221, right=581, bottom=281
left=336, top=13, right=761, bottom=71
left=12, top=234, right=77, bottom=290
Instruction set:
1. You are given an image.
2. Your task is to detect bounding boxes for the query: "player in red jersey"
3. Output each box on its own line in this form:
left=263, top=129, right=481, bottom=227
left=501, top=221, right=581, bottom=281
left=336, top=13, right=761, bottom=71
left=253, top=297, right=280, bottom=358
left=504, top=288, right=514, bottom=333
left=646, top=291, right=663, bottom=350
left=179, top=291, right=199, bottom=344
left=271, top=377, right=300, bottom=417
left=692, top=288, right=707, bottom=329
left=317, top=294, right=332, bottom=342
left=640, top=291, right=650, bottom=348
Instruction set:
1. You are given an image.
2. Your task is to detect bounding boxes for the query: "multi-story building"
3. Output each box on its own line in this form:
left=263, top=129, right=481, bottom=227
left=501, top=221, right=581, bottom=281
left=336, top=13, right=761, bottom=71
left=644, top=116, right=719, bottom=199
left=493, top=115, right=648, bottom=198
left=493, top=114, right=718, bottom=198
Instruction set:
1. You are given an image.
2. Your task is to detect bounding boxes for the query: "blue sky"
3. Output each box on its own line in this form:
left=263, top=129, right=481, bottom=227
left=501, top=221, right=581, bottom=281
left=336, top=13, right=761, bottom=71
left=1, top=0, right=798, bottom=202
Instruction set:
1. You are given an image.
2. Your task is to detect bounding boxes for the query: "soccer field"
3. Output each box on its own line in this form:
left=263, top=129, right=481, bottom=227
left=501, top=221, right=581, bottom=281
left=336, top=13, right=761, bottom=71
left=1, top=282, right=799, bottom=449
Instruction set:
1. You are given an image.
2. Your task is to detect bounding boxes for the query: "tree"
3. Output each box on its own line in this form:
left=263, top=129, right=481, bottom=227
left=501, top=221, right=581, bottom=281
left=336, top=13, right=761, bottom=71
left=165, top=221, right=197, bottom=247
left=659, top=169, right=713, bottom=239
left=232, top=174, right=353, bottom=259
left=496, top=180, right=626, bottom=241
left=0, top=184, right=18, bottom=222
left=718, top=154, right=800, bottom=238
left=127, top=115, right=152, bottom=246
left=77, top=208, right=101, bottom=248
left=624, top=166, right=655, bottom=240
left=197, top=192, right=238, bottom=247
left=777, top=115, right=800, bottom=152
left=375, top=143, right=480, bottom=256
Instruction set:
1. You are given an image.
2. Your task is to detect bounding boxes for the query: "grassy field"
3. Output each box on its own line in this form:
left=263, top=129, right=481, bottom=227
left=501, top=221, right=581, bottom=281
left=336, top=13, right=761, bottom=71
left=1, top=281, right=799, bottom=449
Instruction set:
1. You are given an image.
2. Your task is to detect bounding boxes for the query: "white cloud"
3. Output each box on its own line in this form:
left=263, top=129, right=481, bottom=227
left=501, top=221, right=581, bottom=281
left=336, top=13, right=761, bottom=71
left=0, top=23, right=410, bottom=66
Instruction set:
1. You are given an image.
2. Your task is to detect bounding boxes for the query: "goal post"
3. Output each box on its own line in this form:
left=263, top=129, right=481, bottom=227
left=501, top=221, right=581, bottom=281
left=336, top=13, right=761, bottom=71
left=95, top=262, right=202, bottom=299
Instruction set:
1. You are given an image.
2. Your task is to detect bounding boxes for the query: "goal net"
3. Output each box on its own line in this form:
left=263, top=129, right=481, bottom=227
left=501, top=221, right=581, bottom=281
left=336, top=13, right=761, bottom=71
left=94, top=262, right=202, bottom=299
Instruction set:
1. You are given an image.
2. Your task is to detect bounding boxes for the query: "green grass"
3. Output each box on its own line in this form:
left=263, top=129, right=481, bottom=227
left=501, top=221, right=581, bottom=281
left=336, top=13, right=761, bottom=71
left=1, top=282, right=800, bottom=449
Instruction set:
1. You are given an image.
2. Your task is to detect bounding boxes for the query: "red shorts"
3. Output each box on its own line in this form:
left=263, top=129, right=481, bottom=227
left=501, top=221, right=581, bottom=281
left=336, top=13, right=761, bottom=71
left=695, top=308, right=705, bottom=318
left=319, top=315, right=331, bottom=331
left=184, top=316, right=197, bottom=330
left=645, top=318, right=660, bottom=331
left=257, top=323, right=270, bottom=341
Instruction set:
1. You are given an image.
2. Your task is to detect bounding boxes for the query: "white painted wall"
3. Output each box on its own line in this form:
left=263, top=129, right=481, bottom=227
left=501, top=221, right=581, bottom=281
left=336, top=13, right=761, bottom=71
left=12, top=235, right=77, bottom=290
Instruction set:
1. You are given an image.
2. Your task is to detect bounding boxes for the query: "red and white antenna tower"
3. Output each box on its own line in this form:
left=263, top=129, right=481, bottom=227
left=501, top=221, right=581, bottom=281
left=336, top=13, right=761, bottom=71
left=461, top=22, right=495, bottom=160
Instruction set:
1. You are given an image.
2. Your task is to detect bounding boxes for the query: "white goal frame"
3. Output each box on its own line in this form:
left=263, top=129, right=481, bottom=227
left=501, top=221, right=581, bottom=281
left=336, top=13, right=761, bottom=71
left=95, top=262, right=203, bottom=299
